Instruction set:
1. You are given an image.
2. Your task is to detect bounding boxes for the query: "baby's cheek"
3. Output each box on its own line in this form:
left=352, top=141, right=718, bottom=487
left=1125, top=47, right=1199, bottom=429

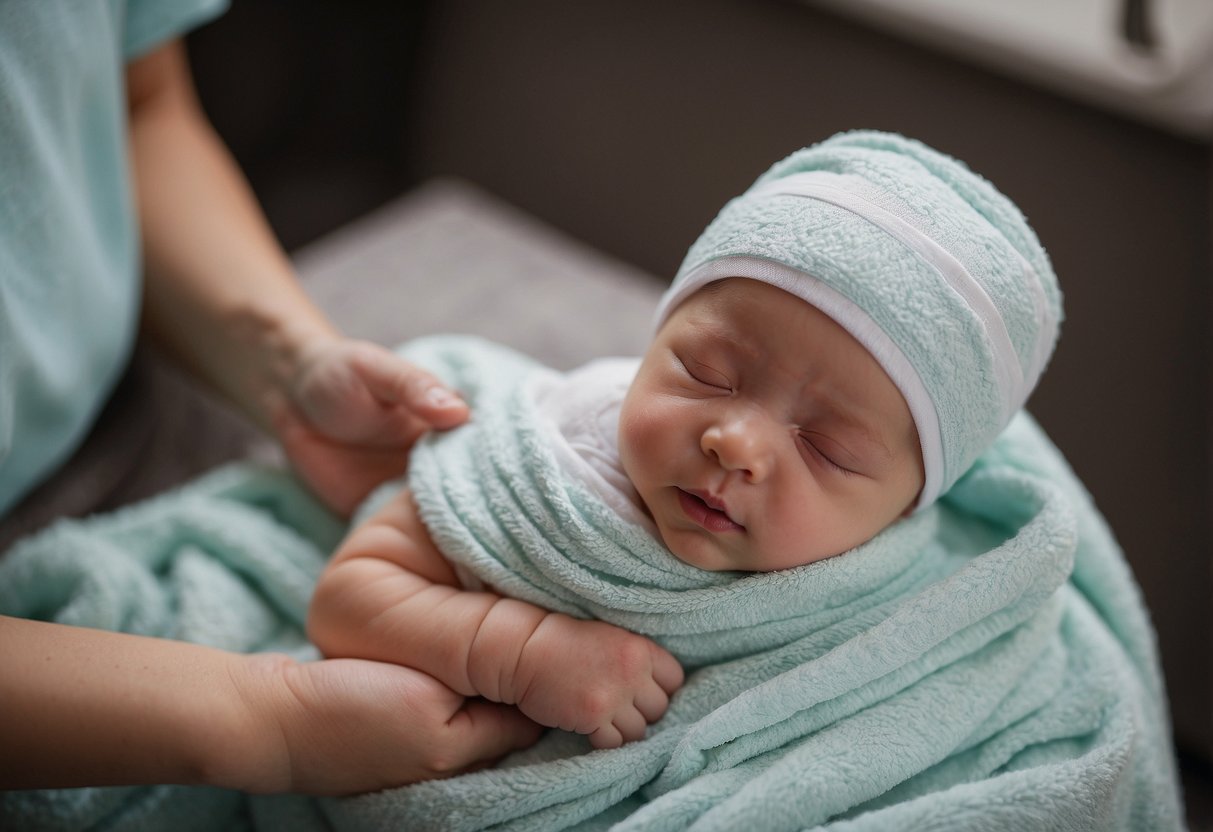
left=616, top=408, right=650, bottom=476
left=620, top=397, right=677, bottom=465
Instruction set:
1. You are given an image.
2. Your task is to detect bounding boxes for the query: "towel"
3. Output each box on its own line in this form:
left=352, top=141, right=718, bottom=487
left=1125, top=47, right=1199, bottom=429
left=328, top=335, right=1182, bottom=831
left=656, top=131, right=1064, bottom=508
left=0, top=336, right=1184, bottom=830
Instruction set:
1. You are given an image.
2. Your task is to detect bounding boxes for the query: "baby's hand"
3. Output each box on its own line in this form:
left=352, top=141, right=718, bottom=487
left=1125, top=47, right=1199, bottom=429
left=513, top=615, right=684, bottom=749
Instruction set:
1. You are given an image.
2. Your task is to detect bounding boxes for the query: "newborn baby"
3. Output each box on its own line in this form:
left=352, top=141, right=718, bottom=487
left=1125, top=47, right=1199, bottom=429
left=308, top=129, right=1061, bottom=750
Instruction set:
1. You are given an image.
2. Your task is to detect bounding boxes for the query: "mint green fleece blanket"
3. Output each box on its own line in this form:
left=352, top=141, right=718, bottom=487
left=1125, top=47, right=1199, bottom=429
left=0, top=336, right=1184, bottom=831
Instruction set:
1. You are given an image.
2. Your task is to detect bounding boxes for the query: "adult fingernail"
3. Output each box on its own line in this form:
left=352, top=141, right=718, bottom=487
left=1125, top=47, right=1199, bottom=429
left=425, top=387, right=461, bottom=408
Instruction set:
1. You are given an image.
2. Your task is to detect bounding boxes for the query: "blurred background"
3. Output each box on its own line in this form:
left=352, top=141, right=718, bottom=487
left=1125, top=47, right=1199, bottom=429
left=186, top=0, right=1212, bottom=822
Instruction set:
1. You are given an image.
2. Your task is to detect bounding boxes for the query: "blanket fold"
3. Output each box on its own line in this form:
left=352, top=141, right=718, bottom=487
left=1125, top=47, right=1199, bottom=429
left=0, top=336, right=1183, bottom=831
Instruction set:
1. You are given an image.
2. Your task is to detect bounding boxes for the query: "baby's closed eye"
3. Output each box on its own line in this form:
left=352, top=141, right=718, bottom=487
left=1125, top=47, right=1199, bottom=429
left=678, top=354, right=732, bottom=391
left=798, top=432, right=858, bottom=476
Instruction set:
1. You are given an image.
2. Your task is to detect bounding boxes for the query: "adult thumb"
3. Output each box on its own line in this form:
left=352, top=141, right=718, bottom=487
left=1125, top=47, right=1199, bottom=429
left=446, top=701, right=543, bottom=770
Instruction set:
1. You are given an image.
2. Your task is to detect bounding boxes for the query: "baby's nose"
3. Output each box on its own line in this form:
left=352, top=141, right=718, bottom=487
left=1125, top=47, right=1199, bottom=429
left=700, top=415, right=774, bottom=482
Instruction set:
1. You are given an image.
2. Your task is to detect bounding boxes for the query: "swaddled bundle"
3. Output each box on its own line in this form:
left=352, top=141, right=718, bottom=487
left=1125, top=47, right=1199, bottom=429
left=323, top=334, right=1180, bottom=831
left=333, top=133, right=1178, bottom=830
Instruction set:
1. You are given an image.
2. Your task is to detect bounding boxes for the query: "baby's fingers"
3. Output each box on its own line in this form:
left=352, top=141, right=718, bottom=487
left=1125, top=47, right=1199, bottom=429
left=634, top=643, right=683, bottom=724
left=588, top=723, right=624, bottom=750
left=588, top=706, right=647, bottom=749
left=650, top=643, right=684, bottom=695
left=612, top=707, right=648, bottom=746
left=634, top=679, right=671, bottom=724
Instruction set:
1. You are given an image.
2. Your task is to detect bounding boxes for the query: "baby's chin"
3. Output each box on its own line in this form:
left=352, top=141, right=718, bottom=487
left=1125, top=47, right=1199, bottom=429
left=663, top=535, right=857, bottom=574
left=658, top=535, right=747, bottom=573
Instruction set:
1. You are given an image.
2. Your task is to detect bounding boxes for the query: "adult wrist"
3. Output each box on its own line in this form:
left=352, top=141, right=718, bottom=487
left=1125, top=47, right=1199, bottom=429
left=200, top=651, right=299, bottom=793
left=228, top=305, right=338, bottom=435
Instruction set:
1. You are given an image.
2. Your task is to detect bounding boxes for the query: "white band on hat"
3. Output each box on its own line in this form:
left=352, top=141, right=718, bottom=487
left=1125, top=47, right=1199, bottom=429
left=749, top=171, right=1036, bottom=426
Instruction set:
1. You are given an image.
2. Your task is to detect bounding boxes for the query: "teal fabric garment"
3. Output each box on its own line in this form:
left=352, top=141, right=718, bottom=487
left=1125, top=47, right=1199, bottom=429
left=0, top=336, right=1184, bottom=830
left=0, top=0, right=228, bottom=516
left=342, top=336, right=1182, bottom=831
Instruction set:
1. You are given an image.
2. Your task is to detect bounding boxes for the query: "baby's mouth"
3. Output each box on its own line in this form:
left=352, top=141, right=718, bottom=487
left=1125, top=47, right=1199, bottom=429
left=677, top=488, right=744, bottom=533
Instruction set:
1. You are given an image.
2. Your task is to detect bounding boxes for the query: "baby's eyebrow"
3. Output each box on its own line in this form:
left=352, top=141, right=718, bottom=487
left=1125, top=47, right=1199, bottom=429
left=688, top=320, right=761, bottom=362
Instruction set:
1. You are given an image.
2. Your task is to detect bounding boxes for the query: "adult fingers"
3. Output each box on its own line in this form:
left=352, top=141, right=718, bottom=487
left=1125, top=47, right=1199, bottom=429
left=350, top=344, right=469, bottom=429
left=443, top=700, right=543, bottom=772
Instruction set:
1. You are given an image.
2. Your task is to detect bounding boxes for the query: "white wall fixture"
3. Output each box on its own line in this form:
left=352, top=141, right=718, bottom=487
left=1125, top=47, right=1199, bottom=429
left=804, top=0, right=1213, bottom=139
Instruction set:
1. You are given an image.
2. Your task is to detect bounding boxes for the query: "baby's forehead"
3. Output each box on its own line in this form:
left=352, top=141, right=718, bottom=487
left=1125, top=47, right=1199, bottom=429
left=672, top=280, right=906, bottom=406
left=680, top=277, right=870, bottom=353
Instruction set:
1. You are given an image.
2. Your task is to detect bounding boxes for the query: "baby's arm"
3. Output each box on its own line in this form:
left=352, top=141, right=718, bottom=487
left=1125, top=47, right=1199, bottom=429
left=307, top=488, right=684, bottom=748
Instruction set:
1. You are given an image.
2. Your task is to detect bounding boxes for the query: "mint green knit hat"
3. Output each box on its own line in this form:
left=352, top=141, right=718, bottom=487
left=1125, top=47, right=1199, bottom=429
left=654, top=131, right=1062, bottom=507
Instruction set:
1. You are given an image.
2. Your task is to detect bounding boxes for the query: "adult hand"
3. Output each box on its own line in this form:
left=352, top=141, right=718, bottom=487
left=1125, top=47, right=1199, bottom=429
left=0, top=617, right=539, bottom=794
left=234, top=652, right=542, bottom=796
left=270, top=338, right=469, bottom=516
left=126, top=41, right=465, bottom=517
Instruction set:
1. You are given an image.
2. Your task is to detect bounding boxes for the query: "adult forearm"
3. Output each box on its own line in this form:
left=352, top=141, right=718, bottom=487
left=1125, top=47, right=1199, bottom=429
left=128, top=41, right=336, bottom=431
left=0, top=615, right=545, bottom=795
left=0, top=616, right=270, bottom=790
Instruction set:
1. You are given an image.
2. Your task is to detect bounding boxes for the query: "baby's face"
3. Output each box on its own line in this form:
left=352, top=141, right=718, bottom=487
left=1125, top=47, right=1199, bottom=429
left=618, top=278, right=924, bottom=572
